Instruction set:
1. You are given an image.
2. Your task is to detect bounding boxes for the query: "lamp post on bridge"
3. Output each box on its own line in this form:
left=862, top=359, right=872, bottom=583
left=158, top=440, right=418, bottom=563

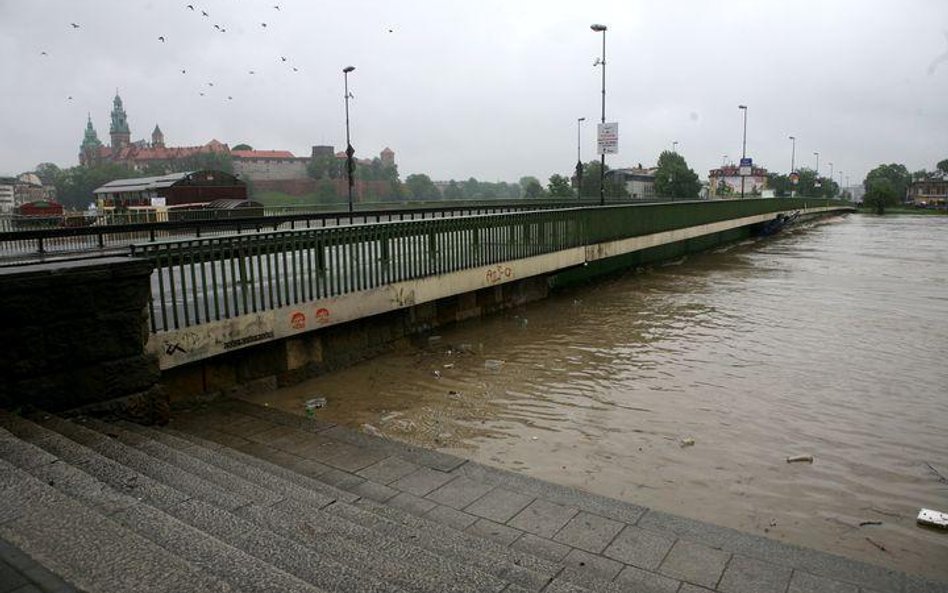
left=591, top=23, right=607, bottom=206
left=576, top=116, right=586, bottom=199
left=738, top=104, right=748, bottom=199
left=788, top=136, right=796, bottom=173
left=672, top=140, right=678, bottom=154
left=813, top=152, right=820, bottom=177
left=343, top=65, right=356, bottom=214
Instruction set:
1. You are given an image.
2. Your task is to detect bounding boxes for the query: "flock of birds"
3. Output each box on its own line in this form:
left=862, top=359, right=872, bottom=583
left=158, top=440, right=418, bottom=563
left=46, top=4, right=385, bottom=104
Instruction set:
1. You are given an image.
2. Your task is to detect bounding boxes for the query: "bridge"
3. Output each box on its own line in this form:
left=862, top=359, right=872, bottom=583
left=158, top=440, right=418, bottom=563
left=118, top=197, right=851, bottom=370
left=1, top=196, right=852, bottom=417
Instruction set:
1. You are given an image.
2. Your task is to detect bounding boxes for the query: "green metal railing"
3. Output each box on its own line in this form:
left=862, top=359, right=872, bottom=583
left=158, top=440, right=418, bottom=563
left=132, top=198, right=849, bottom=333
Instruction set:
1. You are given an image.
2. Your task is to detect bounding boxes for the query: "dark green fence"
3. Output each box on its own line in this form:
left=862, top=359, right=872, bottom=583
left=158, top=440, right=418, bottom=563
left=132, top=198, right=849, bottom=332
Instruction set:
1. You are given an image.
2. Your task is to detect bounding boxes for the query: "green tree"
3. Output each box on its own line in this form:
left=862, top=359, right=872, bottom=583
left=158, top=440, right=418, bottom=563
left=404, top=173, right=441, bottom=200
left=579, top=160, right=629, bottom=199
left=53, top=162, right=140, bottom=209
left=33, top=162, right=61, bottom=187
left=864, top=178, right=897, bottom=214
left=936, top=159, right=948, bottom=178
left=520, top=176, right=545, bottom=199
left=178, top=151, right=233, bottom=174
left=767, top=173, right=792, bottom=197
left=307, top=153, right=344, bottom=180
left=793, top=167, right=820, bottom=197
left=232, top=143, right=253, bottom=151
left=443, top=180, right=463, bottom=200
left=864, top=163, right=911, bottom=203
left=547, top=174, right=574, bottom=198
left=654, top=151, right=701, bottom=199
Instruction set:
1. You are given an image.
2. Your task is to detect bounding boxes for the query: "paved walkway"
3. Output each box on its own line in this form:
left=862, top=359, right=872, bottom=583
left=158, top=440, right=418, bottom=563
left=167, top=399, right=943, bottom=593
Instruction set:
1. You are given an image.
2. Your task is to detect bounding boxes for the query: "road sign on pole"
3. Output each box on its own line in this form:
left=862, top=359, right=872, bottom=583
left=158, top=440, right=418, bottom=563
left=739, top=157, right=753, bottom=176
left=597, top=122, right=618, bottom=155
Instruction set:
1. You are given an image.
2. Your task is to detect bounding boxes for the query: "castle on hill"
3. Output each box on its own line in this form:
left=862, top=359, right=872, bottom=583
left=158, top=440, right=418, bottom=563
left=78, top=93, right=396, bottom=190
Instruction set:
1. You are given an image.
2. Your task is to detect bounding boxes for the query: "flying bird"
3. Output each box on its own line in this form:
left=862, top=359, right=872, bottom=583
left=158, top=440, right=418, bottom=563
left=70, top=23, right=80, bottom=28
left=186, top=4, right=193, bottom=9
left=158, top=36, right=165, bottom=42
left=207, top=82, right=214, bottom=86
left=261, top=22, right=267, bottom=28
left=213, top=24, right=220, bottom=30
left=181, top=69, right=186, bottom=74
left=292, top=67, right=298, bottom=72
left=274, top=5, right=280, bottom=10
left=201, top=10, right=208, bottom=16
left=227, top=96, right=233, bottom=100
left=67, top=96, right=73, bottom=100
left=280, top=56, right=286, bottom=62
left=199, top=92, right=205, bottom=96
left=220, top=28, right=226, bottom=33
left=249, top=70, right=255, bottom=74
left=40, top=51, right=48, bottom=56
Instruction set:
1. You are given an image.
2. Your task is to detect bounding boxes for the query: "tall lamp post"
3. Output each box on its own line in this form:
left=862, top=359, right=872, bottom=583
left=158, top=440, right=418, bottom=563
left=591, top=23, right=607, bottom=206
left=672, top=140, right=678, bottom=153
left=828, top=162, right=834, bottom=183
left=788, top=135, right=796, bottom=173
left=813, top=151, right=820, bottom=177
left=343, top=65, right=356, bottom=213
left=576, top=117, right=586, bottom=198
left=738, top=105, right=747, bottom=199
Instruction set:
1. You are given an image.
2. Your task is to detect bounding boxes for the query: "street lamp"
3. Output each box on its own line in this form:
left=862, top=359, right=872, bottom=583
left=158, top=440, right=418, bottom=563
left=828, top=162, right=834, bottom=182
left=813, top=151, right=820, bottom=177
left=672, top=140, right=678, bottom=153
left=343, top=65, right=356, bottom=213
left=738, top=105, right=747, bottom=198
left=722, top=155, right=728, bottom=166
left=788, top=136, right=796, bottom=173
left=576, top=117, right=586, bottom=198
left=591, top=23, right=607, bottom=206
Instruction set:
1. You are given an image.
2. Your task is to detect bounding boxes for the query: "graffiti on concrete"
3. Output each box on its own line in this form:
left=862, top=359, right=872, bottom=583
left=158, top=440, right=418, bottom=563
left=485, top=264, right=513, bottom=285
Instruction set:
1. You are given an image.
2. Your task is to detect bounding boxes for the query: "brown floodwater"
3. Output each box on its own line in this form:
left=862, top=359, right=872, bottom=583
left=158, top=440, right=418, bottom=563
left=244, top=214, right=948, bottom=580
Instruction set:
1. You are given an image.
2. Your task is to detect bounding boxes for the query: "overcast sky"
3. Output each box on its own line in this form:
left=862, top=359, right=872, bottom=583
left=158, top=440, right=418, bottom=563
left=2, top=0, right=946, bottom=186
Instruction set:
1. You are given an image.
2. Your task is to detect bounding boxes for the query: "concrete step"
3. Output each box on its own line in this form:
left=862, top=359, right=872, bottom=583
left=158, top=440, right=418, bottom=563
left=0, top=415, right=411, bottom=593
left=90, top=418, right=511, bottom=593
left=0, top=452, right=236, bottom=593
left=18, top=413, right=517, bottom=593
left=0, top=427, right=325, bottom=593
left=141, top=417, right=563, bottom=592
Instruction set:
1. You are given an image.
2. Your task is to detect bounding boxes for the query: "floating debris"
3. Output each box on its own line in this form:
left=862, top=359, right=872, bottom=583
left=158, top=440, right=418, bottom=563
left=859, top=521, right=882, bottom=527
left=679, top=437, right=696, bottom=448
left=443, top=363, right=455, bottom=369
left=865, top=537, right=887, bottom=552
left=484, top=359, right=505, bottom=371
left=917, top=508, right=948, bottom=529
left=362, top=423, right=382, bottom=437
left=304, top=397, right=326, bottom=410
left=786, top=455, right=814, bottom=463
left=433, top=370, right=442, bottom=379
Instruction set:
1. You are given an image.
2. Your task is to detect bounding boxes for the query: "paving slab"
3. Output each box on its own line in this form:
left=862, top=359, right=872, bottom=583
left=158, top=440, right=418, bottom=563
left=390, top=467, right=455, bottom=497
left=424, top=504, right=478, bottom=530
left=511, top=533, right=572, bottom=562
left=553, top=511, right=624, bottom=554
left=425, top=476, right=494, bottom=509
left=718, top=554, right=792, bottom=593
left=507, top=498, right=578, bottom=539
left=788, top=570, right=859, bottom=593
left=614, top=565, right=681, bottom=593
left=465, top=518, right=523, bottom=546
left=357, top=456, right=420, bottom=485
left=561, top=548, right=624, bottom=581
left=658, top=539, right=730, bottom=589
left=386, top=491, right=438, bottom=515
left=603, top=524, right=676, bottom=570
left=464, top=487, right=535, bottom=523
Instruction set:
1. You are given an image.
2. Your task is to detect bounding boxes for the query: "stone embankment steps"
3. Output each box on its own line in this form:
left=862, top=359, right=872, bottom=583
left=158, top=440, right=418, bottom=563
left=1, top=401, right=945, bottom=593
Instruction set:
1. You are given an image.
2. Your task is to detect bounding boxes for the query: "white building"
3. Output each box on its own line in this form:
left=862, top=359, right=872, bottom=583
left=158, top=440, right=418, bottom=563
left=0, top=176, right=15, bottom=213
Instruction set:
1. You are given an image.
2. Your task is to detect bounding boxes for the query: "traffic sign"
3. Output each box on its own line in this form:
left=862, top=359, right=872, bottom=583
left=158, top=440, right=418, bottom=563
left=739, top=157, right=752, bottom=166
left=597, top=122, right=619, bottom=155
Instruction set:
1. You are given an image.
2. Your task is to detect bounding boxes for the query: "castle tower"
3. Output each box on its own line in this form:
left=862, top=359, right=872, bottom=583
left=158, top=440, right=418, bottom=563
left=79, top=114, right=103, bottom=167
left=109, top=92, right=131, bottom=152
left=380, top=147, right=395, bottom=168
left=152, top=124, right=164, bottom=148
